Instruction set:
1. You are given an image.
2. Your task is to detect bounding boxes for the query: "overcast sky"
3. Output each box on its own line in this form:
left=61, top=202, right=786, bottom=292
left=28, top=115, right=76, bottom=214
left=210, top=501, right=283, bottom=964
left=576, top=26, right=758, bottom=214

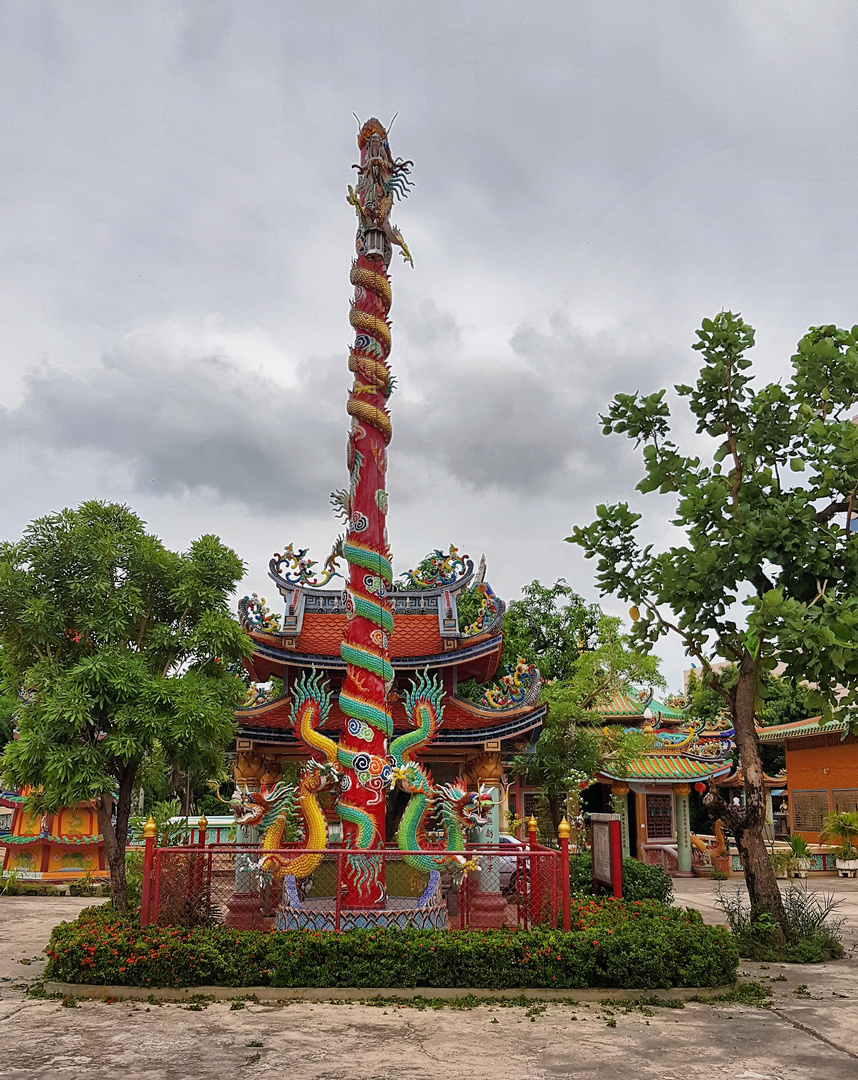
left=1, top=2, right=857, bottom=689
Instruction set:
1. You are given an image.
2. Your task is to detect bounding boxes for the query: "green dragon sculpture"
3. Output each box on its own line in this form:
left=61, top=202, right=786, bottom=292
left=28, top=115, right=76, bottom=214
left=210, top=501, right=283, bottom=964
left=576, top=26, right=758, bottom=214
left=390, top=670, right=493, bottom=873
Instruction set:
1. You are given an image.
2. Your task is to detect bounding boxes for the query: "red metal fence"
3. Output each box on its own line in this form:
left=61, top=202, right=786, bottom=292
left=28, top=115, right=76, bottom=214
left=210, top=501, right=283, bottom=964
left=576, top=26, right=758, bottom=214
left=142, top=841, right=565, bottom=932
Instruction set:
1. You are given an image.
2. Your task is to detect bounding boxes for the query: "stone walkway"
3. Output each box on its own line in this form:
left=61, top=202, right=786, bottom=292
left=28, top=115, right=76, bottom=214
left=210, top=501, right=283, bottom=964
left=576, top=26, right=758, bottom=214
left=0, top=886, right=857, bottom=1079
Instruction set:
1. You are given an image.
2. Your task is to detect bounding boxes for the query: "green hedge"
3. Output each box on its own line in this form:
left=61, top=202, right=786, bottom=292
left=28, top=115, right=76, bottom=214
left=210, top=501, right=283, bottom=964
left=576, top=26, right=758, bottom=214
left=45, top=901, right=737, bottom=991
left=569, top=854, right=674, bottom=905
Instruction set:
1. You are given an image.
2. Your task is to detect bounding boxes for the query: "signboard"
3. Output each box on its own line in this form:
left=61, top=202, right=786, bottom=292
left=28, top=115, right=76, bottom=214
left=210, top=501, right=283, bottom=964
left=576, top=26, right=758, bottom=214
left=590, top=812, right=623, bottom=898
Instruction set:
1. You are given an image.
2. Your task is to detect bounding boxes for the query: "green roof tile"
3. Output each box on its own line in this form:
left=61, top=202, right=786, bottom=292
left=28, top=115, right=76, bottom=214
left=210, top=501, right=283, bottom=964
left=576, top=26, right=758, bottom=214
left=757, top=716, right=849, bottom=742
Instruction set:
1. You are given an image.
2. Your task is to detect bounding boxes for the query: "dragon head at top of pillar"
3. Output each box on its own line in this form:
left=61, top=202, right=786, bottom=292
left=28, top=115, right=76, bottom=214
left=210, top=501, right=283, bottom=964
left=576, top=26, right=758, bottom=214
left=348, top=116, right=414, bottom=267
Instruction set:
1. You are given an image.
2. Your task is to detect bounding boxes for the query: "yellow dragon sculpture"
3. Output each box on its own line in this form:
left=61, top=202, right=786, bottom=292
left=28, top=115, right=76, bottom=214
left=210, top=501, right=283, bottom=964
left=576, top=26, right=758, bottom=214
left=221, top=670, right=342, bottom=882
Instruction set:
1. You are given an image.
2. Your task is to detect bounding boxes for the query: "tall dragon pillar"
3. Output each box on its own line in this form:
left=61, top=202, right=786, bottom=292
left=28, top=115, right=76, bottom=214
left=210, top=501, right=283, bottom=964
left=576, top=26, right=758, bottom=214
left=336, top=118, right=413, bottom=906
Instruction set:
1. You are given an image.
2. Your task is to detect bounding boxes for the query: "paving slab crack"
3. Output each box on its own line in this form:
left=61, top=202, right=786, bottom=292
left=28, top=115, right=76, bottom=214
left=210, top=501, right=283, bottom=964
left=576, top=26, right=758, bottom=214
left=768, top=1008, right=858, bottom=1061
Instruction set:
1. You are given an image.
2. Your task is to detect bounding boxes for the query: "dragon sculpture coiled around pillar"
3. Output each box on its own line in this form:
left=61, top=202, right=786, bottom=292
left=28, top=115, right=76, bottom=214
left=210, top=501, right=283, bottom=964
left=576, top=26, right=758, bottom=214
left=223, top=670, right=342, bottom=882
left=390, top=671, right=493, bottom=874
left=336, top=117, right=413, bottom=905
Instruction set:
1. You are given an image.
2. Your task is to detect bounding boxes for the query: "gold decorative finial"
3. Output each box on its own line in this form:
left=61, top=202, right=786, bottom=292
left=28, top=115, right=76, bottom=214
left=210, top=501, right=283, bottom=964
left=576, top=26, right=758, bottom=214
left=558, top=817, right=571, bottom=840
left=198, top=814, right=208, bottom=832
left=527, top=816, right=538, bottom=833
left=143, top=815, right=157, bottom=840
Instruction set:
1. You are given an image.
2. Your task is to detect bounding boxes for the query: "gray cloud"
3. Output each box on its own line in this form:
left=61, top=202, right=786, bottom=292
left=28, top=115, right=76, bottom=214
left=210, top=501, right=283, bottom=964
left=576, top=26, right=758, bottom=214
left=0, top=325, right=346, bottom=513
left=0, top=306, right=674, bottom=515
left=1, top=1, right=857, bottom=693
left=393, top=308, right=682, bottom=500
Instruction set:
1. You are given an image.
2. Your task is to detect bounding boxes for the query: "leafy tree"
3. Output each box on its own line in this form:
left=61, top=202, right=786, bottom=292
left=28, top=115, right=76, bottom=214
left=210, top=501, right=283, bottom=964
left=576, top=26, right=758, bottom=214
left=0, top=502, right=250, bottom=910
left=510, top=608, right=662, bottom=831
left=0, top=646, right=16, bottom=750
left=457, top=579, right=601, bottom=703
left=501, top=579, right=602, bottom=680
left=686, top=666, right=814, bottom=775
left=572, top=313, right=858, bottom=925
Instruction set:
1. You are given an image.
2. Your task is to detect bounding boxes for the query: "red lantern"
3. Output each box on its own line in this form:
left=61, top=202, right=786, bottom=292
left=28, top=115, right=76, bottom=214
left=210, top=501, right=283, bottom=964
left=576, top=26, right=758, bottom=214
left=694, top=782, right=706, bottom=794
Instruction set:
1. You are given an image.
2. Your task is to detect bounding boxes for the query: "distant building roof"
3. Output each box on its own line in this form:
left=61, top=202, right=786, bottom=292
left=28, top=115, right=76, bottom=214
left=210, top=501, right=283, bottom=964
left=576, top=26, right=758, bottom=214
left=600, top=756, right=732, bottom=783
left=595, top=688, right=686, bottom=722
left=757, top=716, right=850, bottom=742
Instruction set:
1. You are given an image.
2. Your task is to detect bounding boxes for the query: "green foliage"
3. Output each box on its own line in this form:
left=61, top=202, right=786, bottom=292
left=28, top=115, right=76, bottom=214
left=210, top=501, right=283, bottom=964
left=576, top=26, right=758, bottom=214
left=0, top=501, right=250, bottom=909
left=509, top=607, right=661, bottom=823
left=714, top=884, right=844, bottom=962
left=568, top=854, right=674, bottom=905
left=501, top=580, right=602, bottom=682
left=787, top=834, right=810, bottom=859
left=0, top=646, right=16, bottom=748
left=570, top=313, right=858, bottom=923
left=45, top=902, right=737, bottom=990
left=819, top=811, right=858, bottom=859
left=571, top=312, right=858, bottom=729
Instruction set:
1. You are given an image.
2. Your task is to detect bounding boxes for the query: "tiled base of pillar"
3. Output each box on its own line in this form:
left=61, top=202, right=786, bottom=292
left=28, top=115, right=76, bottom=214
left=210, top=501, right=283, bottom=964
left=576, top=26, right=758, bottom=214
left=225, top=892, right=273, bottom=931
left=467, top=891, right=508, bottom=929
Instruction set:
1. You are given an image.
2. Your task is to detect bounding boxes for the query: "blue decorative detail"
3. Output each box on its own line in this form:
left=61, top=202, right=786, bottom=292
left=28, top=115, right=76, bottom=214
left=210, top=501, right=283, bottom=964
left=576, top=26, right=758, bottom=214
left=418, top=870, right=441, bottom=909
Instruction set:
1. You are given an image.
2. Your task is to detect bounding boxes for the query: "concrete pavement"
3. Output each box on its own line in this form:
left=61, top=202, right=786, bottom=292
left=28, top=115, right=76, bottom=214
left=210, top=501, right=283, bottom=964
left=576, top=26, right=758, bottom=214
left=0, top=885, right=857, bottom=1079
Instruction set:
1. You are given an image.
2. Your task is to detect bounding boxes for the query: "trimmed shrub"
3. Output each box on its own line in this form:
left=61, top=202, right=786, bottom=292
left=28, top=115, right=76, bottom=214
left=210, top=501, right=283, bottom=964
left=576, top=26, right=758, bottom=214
left=569, top=854, right=674, bottom=905
left=44, top=900, right=737, bottom=991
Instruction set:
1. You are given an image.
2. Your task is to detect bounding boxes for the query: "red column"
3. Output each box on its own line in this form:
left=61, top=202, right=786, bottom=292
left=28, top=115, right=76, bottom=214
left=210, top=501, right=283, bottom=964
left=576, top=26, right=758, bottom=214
left=558, top=817, right=571, bottom=932
left=140, top=816, right=157, bottom=927
left=528, top=816, right=540, bottom=927
left=337, top=120, right=407, bottom=907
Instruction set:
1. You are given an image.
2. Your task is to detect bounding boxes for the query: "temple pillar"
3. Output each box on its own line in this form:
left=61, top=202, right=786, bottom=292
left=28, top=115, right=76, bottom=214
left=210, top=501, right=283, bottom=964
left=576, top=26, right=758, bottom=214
left=611, top=783, right=631, bottom=859
left=466, top=752, right=507, bottom=928
left=674, top=784, right=692, bottom=875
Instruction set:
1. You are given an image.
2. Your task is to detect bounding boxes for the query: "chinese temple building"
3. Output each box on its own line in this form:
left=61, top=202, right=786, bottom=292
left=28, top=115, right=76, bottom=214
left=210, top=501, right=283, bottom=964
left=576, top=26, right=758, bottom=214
left=0, top=788, right=106, bottom=883
left=756, top=716, right=858, bottom=869
left=234, top=553, right=546, bottom=835
left=589, top=689, right=733, bottom=875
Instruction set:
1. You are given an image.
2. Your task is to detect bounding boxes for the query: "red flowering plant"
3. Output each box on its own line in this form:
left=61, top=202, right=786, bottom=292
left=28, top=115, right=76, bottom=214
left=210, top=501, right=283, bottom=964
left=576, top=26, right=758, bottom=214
left=45, top=902, right=737, bottom=991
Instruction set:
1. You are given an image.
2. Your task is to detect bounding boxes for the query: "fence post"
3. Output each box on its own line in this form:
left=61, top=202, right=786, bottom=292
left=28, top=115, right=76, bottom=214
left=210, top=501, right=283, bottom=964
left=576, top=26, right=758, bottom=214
left=196, top=815, right=207, bottom=917
left=335, top=850, right=343, bottom=932
left=140, top=815, right=157, bottom=927
left=527, top=817, right=539, bottom=928
left=558, top=817, right=571, bottom=932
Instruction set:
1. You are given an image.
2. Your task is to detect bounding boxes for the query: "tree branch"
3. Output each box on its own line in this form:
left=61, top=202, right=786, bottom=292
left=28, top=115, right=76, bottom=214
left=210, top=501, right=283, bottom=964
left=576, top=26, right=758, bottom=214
left=751, top=568, right=775, bottom=596
left=814, top=500, right=850, bottom=524
left=639, top=597, right=733, bottom=706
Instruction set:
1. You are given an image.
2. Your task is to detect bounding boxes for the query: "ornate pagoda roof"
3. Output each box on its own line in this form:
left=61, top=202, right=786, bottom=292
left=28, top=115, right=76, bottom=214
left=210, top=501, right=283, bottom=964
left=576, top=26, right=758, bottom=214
left=595, top=708, right=734, bottom=787
left=236, top=692, right=546, bottom=748
left=595, top=688, right=687, bottom=723
left=243, top=624, right=504, bottom=685
left=601, top=756, right=732, bottom=784
left=236, top=548, right=545, bottom=746
left=2, top=832, right=102, bottom=847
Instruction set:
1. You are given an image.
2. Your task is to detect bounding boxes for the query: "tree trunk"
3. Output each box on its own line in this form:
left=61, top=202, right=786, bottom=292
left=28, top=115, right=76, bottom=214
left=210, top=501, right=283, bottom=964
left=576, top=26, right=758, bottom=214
left=705, top=651, right=786, bottom=925
left=546, top=792, right=562, bottom=836
left=97, top=764, right=137, bottom=912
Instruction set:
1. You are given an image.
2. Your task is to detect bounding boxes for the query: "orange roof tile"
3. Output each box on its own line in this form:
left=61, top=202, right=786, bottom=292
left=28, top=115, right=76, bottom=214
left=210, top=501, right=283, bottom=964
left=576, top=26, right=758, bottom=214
left=296, top=612, right=442, bottom=659
left=602, top=756, right=731, bottom=781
